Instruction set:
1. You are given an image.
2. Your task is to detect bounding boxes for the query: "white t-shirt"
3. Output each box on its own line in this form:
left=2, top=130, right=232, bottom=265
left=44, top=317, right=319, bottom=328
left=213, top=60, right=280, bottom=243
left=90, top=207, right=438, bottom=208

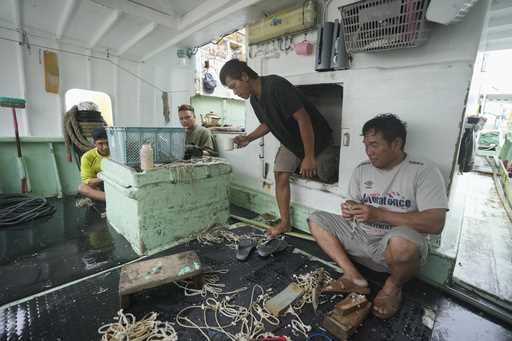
left=348, top=155, right=449, bottom=236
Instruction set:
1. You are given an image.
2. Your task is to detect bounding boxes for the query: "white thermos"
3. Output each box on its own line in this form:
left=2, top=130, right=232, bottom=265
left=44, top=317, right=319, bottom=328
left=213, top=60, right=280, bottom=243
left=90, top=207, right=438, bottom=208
left=140, top=144, right=154, bottom=171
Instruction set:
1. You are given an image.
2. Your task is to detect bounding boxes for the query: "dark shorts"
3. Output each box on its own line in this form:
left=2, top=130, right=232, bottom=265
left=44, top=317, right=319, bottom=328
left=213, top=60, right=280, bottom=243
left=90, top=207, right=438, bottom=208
left=274, top=145, right=339, bottom=183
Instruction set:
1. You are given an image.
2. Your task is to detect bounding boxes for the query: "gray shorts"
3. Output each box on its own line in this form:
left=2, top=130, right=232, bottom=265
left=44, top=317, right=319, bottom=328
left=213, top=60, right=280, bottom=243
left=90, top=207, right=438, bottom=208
left=274, top=145, right=339, bottom=183
left=308, top=211, right=428, bottom=273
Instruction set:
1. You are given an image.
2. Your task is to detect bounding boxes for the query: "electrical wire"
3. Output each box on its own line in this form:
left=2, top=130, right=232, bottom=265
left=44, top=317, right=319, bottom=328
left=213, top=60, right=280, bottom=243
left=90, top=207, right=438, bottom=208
left=0, top=30, right=191, bottom=94
left=0, top=194, right=56, bottom=227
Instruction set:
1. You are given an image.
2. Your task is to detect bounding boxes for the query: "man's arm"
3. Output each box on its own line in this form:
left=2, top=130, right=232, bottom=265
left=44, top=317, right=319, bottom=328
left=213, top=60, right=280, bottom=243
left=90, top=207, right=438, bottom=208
left=350, top=205, right=446, bottom=234
left=292, top=108, right=316, bottom=177
left=234, top=123, right=270, bottom=147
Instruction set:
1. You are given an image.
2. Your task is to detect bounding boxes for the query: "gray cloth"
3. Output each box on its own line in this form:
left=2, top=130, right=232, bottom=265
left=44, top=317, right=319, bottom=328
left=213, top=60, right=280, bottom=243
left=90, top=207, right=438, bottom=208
left=186, top=125, right=216, bottom=153
left=348, top=155, right=448, bottom=236
left=308, top=211, right=428, bottom=273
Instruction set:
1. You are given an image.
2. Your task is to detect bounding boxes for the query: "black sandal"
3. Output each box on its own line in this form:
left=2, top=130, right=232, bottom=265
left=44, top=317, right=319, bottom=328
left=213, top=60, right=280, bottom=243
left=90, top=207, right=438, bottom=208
left=256, top=238, right=288, bottom=258
left=236, top=238, right=256, bottom=261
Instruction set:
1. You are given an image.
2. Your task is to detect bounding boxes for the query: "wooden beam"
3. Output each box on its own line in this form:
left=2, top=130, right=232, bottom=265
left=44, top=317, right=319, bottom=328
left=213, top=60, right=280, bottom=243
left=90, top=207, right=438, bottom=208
left=117, top=22, right=157, bottom=55
left=90, top=0, right=176, bottom=29
left=89, top=10, right=121, bottom=48
left=56, top=0, right=81, bottom=40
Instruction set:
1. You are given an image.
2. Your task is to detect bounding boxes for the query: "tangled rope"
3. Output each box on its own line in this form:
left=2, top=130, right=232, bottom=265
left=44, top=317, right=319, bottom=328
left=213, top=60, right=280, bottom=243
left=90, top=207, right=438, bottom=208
left=175, top=285, right=279, bottom=341
left=292, top=267, right=333, bottom=311
left=0, top=194, right=56, bottom=227
left=98, top=310, right=177, bottom=341
left=173, top=270, right=248, bottom=298
left=197, top=225, right=267, bottom=249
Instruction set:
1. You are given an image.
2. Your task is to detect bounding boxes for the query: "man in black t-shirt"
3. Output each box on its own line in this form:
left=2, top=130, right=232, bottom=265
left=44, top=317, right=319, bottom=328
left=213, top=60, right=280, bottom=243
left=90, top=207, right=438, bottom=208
left=220, top=59, right=339, bottom=237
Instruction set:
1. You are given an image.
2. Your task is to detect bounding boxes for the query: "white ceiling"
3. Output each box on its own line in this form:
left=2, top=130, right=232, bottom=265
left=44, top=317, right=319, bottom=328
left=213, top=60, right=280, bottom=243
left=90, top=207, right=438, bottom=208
left=0, top=0, right=301, bottom=62
left=485, top=0, right=512, bottom=51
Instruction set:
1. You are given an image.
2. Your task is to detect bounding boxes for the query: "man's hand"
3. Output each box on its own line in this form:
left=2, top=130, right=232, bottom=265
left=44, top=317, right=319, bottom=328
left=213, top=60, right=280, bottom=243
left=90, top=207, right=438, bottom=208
left=233, top=135, right=250, bottom=148
left=341, top=200, right=359, bottom=219
left=350, top=203, right=381, bottom=223
left=88, top=178, right=103, bottom=189
left=300, top=155, right=317, bottom=177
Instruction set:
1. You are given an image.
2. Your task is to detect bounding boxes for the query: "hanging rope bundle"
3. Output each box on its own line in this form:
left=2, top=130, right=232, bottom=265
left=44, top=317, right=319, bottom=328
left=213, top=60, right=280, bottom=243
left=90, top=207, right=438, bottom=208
left=0, top=194, right=56, bottom=227
left=98, top=310, right=177, bottom=341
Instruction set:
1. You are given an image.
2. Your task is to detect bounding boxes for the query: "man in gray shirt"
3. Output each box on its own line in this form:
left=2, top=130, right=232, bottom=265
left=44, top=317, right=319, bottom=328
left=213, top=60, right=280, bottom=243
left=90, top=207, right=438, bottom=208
left=308, top=114, right=448, bottom=319
left=178, top=104, right=217, bottom=156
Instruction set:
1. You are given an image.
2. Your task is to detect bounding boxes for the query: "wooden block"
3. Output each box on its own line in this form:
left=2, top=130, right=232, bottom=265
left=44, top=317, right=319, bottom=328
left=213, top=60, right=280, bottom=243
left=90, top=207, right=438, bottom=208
left=322, top=300, right=371, bottom=340
left=264, top=283, right=305, bottom=316
left=335, top=292, right=369, bottom=316
left=119, top=250, right=202, bottom=301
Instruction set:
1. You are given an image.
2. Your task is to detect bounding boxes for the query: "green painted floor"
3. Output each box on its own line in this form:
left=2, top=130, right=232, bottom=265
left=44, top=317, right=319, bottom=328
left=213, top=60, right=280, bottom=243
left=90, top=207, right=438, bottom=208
left=453, top=171, right=512, bottom=307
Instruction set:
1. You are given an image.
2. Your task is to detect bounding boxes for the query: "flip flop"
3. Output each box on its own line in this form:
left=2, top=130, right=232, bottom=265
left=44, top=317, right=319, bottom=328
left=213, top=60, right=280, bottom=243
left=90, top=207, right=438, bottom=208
left=372, top=289, right=402, bottom=320
left=236, top=238, right=256, bottom=261
left=256, top=238, right=288, bottom=258
left=321, top=277, right=370, bottom=295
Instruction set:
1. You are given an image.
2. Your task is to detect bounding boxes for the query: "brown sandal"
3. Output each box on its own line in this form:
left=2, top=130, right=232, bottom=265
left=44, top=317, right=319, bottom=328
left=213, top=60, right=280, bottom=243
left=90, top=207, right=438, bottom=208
left=372, top=289, right=402, bottom=319
left=321, top=277, right=370, bottom=295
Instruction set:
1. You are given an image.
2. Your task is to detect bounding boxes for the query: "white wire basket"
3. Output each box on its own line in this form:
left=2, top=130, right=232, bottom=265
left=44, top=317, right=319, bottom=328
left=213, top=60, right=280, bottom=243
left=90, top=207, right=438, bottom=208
left=106, top=127, right=186, bottom=167
left=339, top=0, right=431, bottom=53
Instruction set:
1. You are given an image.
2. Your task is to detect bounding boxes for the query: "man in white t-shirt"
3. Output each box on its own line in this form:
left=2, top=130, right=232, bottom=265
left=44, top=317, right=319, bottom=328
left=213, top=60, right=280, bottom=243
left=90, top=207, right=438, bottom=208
left=308, top=114, right=448, bottom=319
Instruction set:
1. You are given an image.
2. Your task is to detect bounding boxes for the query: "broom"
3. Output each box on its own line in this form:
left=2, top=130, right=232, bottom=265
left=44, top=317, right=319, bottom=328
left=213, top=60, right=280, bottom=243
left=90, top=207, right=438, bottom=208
left=0, top=97, right=29, bottom=193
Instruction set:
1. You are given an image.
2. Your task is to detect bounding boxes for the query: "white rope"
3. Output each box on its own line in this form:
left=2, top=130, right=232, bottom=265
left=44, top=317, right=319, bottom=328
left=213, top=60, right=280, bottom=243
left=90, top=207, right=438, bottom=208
left=286, top=306, right=311, bottom=338
left=175, top=284, right=279, bottom=341
left=98, top=309, right=177, bottom=341
left=197, top=225, right=267, bottom=249
left=292, top=267, right=333, bottom=311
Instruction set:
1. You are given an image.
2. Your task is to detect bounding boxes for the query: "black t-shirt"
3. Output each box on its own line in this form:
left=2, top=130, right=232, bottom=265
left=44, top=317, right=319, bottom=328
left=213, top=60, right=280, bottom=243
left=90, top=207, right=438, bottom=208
left=250, top=75, right=332, bottom=159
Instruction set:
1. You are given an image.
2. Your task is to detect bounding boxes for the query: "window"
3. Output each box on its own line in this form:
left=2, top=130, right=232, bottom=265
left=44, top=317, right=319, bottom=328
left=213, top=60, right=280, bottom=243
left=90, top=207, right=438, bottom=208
left=65, top=89, right=113, bottom=126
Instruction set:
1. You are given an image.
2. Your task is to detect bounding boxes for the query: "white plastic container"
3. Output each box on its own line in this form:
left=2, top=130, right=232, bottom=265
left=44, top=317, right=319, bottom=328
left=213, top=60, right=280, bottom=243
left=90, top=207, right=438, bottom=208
left=140, top=144, right=154, bottom=171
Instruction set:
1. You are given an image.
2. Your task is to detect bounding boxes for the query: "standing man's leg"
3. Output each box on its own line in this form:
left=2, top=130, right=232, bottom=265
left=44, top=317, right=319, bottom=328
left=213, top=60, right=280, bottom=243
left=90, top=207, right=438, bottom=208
left=268, top=171, right=292, bottom=236
left=268, top=146, right=301, bottom=237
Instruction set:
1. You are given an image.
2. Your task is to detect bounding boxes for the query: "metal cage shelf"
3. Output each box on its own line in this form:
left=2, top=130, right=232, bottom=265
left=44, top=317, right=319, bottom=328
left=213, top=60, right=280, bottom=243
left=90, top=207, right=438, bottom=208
left=339, top=0, right=431, bottom=53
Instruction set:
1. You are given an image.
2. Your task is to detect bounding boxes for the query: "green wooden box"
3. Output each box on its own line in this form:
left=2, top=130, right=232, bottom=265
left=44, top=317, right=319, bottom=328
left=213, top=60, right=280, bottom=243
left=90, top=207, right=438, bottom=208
left=101, top=158, right=232, bottom=255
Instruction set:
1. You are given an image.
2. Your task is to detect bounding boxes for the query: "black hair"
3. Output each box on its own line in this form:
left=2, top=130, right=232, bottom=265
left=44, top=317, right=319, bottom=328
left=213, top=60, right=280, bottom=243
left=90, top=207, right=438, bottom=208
left=178, top=104, right=194, bottom=113
left=219, top=59, right=259, bottom=86
left=362, top=114, right=407, bottom=150
left=92, top=127, right=107, bottom=141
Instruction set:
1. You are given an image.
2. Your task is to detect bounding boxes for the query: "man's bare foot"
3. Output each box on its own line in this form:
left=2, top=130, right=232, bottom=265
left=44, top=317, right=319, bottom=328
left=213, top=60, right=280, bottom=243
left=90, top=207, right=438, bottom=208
left=322, top=273, right=369, bottom=294
left=266, top=221, right=291, bottom=238
left=373, top=278, right=402, bottom=319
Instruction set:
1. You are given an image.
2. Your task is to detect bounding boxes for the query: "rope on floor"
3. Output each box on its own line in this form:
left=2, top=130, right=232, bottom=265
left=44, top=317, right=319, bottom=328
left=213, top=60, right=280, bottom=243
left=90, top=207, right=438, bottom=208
left=0, top=194, right=56, bottom=227
left=98, top=310, right=178, bottom=341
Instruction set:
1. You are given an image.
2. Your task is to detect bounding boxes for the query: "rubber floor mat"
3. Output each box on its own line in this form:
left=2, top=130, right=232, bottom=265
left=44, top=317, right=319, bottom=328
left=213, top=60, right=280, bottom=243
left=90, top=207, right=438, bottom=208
left=0, top=226, right=435, bottom=341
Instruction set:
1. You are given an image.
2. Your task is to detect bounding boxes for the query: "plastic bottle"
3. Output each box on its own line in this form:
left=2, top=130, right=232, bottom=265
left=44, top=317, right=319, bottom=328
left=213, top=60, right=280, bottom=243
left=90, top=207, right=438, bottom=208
left=140, top=144, right=154, bottom=171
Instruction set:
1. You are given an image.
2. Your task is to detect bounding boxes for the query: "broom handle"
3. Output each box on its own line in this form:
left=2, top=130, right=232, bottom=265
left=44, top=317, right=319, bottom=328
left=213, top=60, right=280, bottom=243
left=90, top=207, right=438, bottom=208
left=12, top=107, right=22, bottom=157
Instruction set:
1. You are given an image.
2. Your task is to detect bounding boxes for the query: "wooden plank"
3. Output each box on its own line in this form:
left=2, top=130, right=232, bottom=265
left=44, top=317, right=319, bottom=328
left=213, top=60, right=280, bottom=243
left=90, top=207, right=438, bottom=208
left=453, top=172, right=512, bottom=306
left=119, top=250, right=202, bottom=296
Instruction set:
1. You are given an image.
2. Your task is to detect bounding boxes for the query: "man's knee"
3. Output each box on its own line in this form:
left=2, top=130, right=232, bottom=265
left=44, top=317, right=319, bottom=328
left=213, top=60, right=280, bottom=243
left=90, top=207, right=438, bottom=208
left=385, top=237, right=419, bottom=265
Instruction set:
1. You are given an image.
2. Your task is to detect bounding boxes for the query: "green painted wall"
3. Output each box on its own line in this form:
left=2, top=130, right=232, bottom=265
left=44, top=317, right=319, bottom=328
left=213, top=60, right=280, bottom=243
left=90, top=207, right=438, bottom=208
left=0, top=137, right=80, bottom=196
left=190, top=95, right=245, bottom=128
